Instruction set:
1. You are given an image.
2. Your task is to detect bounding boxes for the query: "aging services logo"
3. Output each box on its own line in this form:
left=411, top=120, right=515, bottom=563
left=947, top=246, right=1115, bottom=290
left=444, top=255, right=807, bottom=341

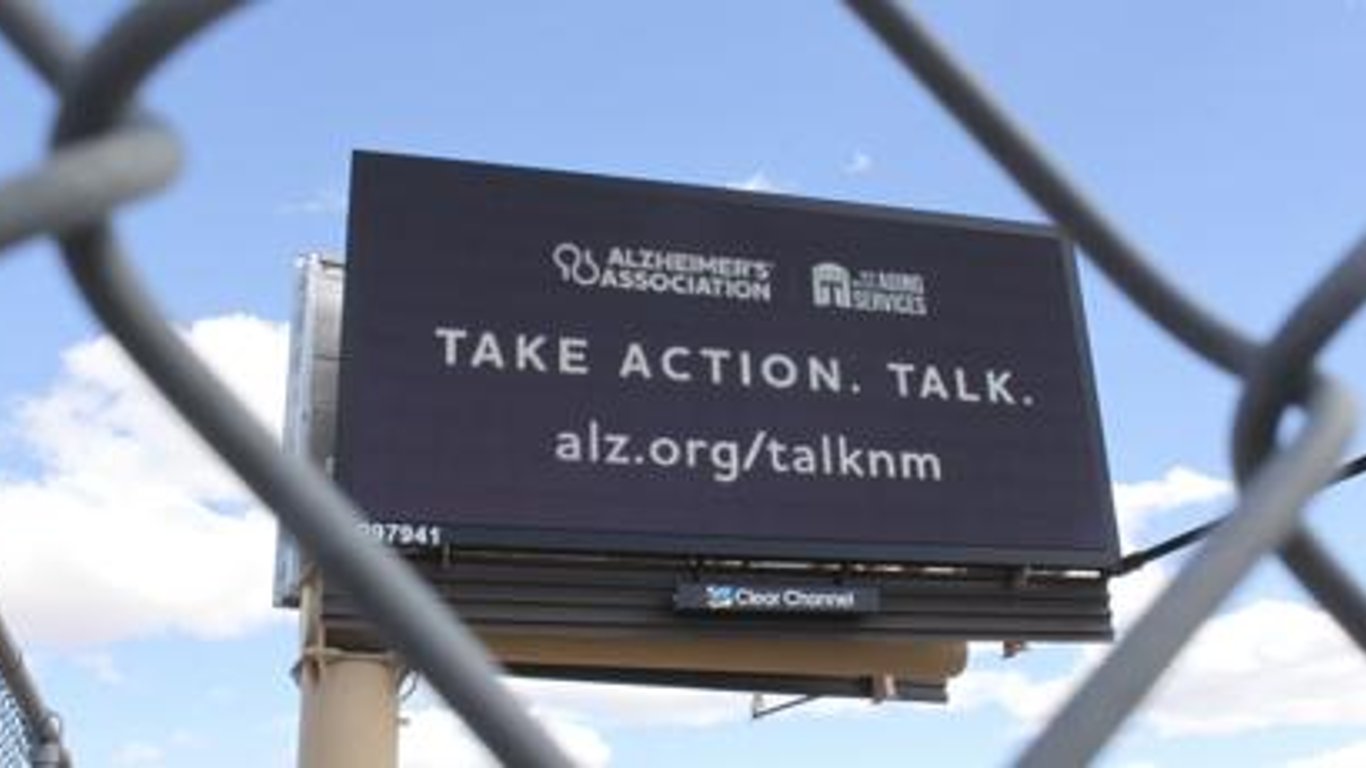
left=551, top=241, right=773, bottom=303
left=812, top=260, right=928, bottom=317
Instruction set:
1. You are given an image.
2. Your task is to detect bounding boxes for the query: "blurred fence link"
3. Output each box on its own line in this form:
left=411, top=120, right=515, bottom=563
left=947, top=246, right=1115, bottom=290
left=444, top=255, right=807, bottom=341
left=0, top=612, right=67, bottom=768
left=0, top=675, right=34, bottom=768
left=2, top=0, right=1364, bottom=765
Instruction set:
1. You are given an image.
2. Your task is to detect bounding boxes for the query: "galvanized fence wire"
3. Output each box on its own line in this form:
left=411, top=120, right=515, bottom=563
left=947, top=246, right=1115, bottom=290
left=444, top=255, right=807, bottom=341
left=844, top=4, right=1366, bottom=762
left=0, top=680, right=34, bottom=768
left=0, top=1, right=573, bottom=766
left=0, top=611, right=66, bottom=768
left=1, top=0, right=1364, bottom=765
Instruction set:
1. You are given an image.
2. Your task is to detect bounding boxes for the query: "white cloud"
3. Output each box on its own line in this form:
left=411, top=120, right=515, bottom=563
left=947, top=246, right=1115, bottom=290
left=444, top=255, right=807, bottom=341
left=1141, top=598, right=1366, bottom=736
left=0, top=314, right=291, bottom=648
left=949, top=656, right=1077, bottom=730
left=950, top=592, right=1366, bottom=743
left=1106, top=470, right=1366, bottom=738
left=511, top=678, right=749, bottom=728
left=727, top=170, right=785, bottom=194
left=511, top=677, right=913, bottom=730
left=951, top=581, right=1366, bottom=743
left=1112, top=465, right=1231, bottom=549
left=942, top=466, right=1236, bottom=735
left=396, top=677, right=759, bottom=767
left=759, top=693, right=898, bottom=720
left=1108, top=557, right=1172, bottom=633
left=843, top=150, right=873, bottom=175
left=112, top=740, right=165, bottom=767
left=1289, top=739, right=1366, bottom=768
left=74, top=650, right=125, bottom=686
left=277, top=187, right=347, bottom=216
left=1104, top=466, right=1231, bottom=635
left=400, top=702, right=610, bottom=768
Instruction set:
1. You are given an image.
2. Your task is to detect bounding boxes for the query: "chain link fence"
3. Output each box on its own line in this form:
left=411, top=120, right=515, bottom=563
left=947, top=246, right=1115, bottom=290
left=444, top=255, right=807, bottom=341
left=0, top=613, right=66, bottom=768
left=2, top=0, right=1365, bottom=765
left=0, top=680, right=35, bottom=768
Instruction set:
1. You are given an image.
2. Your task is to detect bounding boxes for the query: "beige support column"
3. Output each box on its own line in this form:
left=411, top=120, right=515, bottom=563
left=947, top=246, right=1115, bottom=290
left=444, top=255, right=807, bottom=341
left=295, top=573, right=402, bottom=768
left=296, top=649, right=400, bottom=768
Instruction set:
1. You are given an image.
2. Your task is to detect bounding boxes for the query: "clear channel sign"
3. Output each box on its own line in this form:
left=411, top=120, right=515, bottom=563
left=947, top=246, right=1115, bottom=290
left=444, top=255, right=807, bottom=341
left=336, top=151, right=1118, bottom=568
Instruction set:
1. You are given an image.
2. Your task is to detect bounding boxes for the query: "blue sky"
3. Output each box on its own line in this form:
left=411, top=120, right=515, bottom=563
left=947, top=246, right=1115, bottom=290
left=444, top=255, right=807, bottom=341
left=3, top=2, right=1366, bottom=766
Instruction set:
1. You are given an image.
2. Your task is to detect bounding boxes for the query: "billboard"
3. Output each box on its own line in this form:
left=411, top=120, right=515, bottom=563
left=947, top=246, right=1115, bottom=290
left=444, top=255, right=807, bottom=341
left=336, top=151, right=1117, bottom=568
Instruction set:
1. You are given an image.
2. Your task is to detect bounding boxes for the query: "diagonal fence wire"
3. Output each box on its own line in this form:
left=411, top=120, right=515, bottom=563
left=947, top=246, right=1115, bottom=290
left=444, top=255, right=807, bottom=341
left=1, top=1, right=1363, bottom=766
left=0, top=1, right=572, bottom=765
left=0, top=669, right=34, bottom=768
left=844, top=1, right=1366, bottom=763
left=0, top=610, right=67, bottom=768
left=0, top=683, right=32, bottom=768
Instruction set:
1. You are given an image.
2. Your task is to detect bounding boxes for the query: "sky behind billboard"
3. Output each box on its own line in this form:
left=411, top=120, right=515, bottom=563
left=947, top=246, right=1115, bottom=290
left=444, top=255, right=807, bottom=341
left=3, top=2, right=1366, bottom=766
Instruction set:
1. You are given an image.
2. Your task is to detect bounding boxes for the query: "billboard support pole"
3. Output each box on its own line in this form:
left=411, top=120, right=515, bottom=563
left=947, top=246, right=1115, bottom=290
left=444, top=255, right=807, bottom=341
left=294, top=574, right=401, bottom=768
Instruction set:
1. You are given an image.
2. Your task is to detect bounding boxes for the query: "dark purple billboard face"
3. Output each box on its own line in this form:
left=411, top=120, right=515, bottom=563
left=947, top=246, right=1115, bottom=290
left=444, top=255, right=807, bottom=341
left=336, top=151, right=1117, bottom=567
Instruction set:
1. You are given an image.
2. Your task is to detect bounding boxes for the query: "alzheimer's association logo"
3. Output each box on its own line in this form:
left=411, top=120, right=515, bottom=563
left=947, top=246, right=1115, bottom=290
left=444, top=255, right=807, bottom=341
left=549, top=240, right=774, bottom=303
left=551, top=242, right=601, bottom=286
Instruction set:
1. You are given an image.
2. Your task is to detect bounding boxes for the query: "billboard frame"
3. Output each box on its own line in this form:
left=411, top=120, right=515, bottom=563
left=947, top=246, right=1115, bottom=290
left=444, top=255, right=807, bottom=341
left=275, top=254, right=1112, bottom=702
left=335, top=152, right=1120, bottom=571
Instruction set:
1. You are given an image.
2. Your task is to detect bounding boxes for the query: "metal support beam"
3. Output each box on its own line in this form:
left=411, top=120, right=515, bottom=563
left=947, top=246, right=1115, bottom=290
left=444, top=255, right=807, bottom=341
left=295, top=575, right=401, bottom=768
